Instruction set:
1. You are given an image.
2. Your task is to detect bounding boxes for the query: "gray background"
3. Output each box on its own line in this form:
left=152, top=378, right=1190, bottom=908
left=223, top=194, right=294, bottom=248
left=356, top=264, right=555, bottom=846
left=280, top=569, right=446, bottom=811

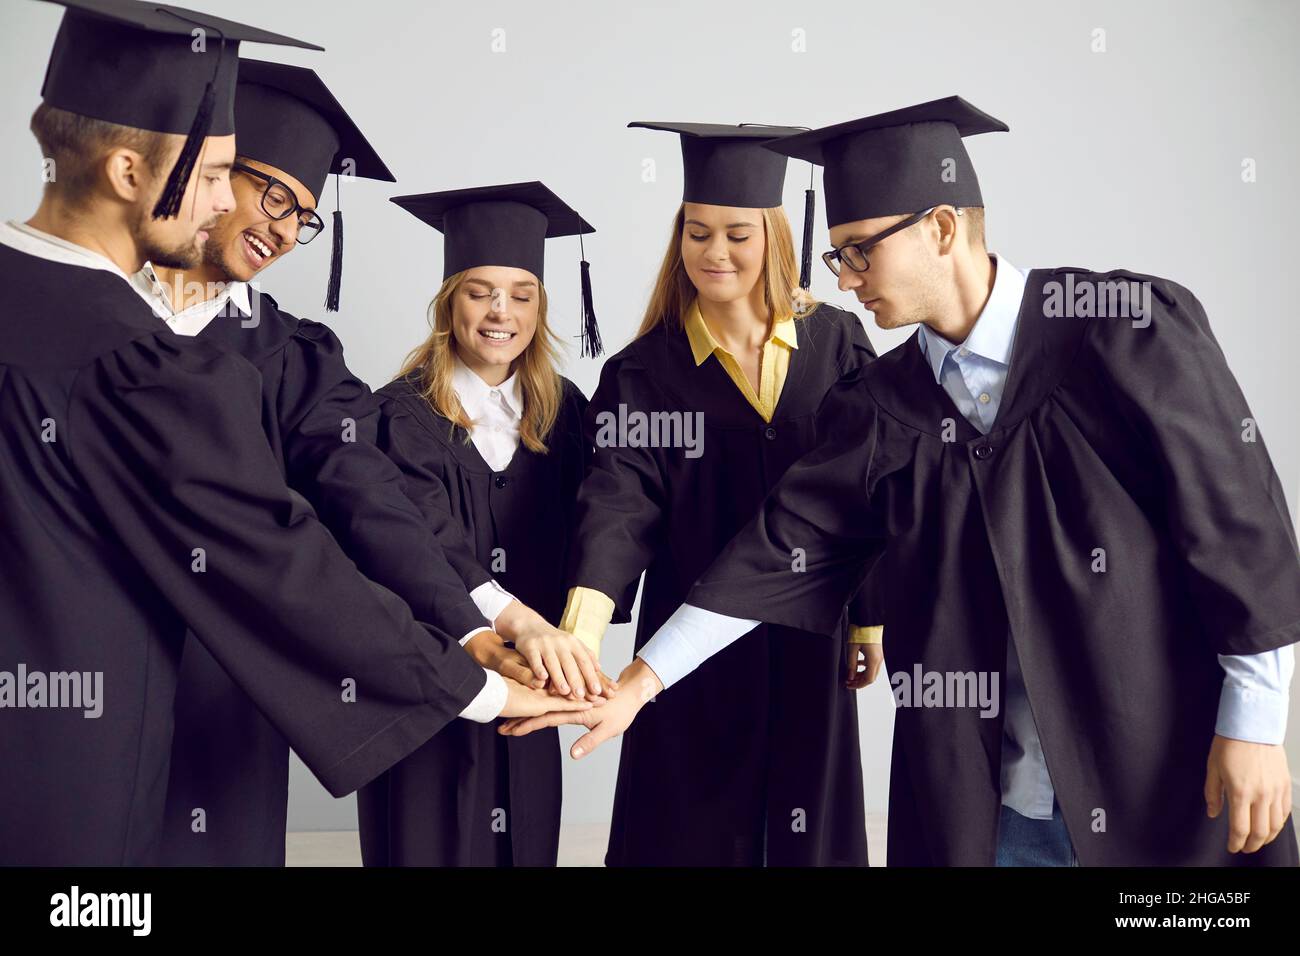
left=3, top=0, right=1297, bottom=831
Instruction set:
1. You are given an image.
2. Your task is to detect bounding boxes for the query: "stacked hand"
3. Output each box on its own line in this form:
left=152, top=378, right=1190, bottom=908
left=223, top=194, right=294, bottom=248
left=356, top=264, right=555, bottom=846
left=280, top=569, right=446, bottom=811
left=498, top=658, right=664, bottom=758
left=493, top=599, right=618, bottom=700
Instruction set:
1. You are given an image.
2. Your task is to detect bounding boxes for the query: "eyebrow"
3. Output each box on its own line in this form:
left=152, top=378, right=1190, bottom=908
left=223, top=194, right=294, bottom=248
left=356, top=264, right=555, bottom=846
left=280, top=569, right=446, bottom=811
left=684, top=219, right=758, bottom=229
left=836, top=234, right=868, bottom=245
left=202, top=160, right=233, bottom=173
left=464, top=277, right=537, bottom=288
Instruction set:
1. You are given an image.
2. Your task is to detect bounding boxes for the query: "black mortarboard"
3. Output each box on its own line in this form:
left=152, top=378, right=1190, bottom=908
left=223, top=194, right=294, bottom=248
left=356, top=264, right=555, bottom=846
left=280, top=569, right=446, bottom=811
left=35, top=0, right=321, bottom=219
left=234, top=59, right=395, bottom=312
left=764, top=96, right=1009, bottom=228
left=629, top=121, right=822, bottom=288
left=391, top=182, right=603, bottom=357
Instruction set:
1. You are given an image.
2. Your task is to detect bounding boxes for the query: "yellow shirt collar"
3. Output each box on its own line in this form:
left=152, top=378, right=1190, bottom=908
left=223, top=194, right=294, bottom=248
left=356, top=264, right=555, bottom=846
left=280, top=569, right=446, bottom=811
left=683, top=297, right=799, bottom=367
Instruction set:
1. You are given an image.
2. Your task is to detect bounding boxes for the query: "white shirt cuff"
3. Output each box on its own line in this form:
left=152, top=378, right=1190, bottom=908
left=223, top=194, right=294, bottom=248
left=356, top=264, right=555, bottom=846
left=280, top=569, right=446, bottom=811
left=1214, top=644, right=1294, bottom=744
left=459, top=626, right=493, bottom=647
left=637, top=603, right=760, bottom=690
left=457, top=669, right=507, bottom=723
left=469, top=580, right=515, bottom=630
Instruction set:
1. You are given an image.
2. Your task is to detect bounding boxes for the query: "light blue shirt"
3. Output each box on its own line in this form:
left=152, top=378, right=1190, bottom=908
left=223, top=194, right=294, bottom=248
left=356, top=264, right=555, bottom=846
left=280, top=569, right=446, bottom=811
left=917, top=255, right=1294, bottom=818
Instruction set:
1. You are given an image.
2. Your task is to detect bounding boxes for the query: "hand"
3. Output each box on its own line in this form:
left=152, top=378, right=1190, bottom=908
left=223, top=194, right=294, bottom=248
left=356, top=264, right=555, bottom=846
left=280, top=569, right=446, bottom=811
left=464, top=631, right=542, bottom=688
left=498, top=676, right=598, bottom=719
left=846, top=641, right=884, bottom=689
left=505, top=611, right=605, bottom=701
left=498, top=658, right=663, bottom=759
left=1204, top=734, right=1293, bottom=853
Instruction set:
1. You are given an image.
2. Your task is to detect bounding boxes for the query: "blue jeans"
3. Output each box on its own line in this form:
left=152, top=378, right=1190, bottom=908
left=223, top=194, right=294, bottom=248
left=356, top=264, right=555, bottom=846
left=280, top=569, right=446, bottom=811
left=995, top=799, right=1078, bottom=866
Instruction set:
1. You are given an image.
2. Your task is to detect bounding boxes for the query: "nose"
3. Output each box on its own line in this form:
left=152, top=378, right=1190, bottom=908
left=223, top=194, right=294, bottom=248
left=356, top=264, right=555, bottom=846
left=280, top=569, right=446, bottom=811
left=267, top=215, right=299, bottom=247
left=837, top=267, right=862, bottom=294
left=213, top=174, right=236, bottom=216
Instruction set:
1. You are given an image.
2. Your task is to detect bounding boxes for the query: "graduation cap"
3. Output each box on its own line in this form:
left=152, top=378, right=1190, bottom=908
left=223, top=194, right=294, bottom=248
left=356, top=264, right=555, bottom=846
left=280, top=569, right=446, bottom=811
left=390, top=182, right=603, bottom=358
left=629, top=121, right=820, bottom=289
left=764, top=96, right=1009, bottom=228
left=35, top=0, right=322, bottom=220
left=234, top=59, right=396, bottom=312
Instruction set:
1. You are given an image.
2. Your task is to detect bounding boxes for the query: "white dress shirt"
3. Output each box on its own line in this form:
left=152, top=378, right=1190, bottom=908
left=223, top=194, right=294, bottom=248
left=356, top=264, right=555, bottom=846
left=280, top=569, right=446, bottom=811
left=640, top=254, right=1294, bottom=817
left=0, top=223, right=508, bottom=723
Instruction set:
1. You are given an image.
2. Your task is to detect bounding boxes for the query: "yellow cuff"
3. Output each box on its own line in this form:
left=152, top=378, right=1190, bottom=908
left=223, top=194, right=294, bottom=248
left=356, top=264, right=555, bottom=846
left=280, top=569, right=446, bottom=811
left=849, top=625, right=883, bottom=645
left=560, top=586, right=615, bottom=657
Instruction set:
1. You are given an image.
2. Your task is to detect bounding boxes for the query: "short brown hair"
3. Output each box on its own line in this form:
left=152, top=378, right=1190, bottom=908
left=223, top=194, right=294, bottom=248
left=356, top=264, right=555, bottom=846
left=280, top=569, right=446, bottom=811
left=960, top=206, right=986, bottom=248
left=30, top=102, right=173, bottom=206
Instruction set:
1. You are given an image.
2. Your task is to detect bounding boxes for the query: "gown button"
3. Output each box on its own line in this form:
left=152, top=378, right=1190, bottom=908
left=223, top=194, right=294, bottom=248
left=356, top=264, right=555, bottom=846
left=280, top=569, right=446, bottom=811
left=494, top=475, right=509, bottom=489
left=973, top=443, right=994, bottom=460
left=764, top=426, right=777, bottom=440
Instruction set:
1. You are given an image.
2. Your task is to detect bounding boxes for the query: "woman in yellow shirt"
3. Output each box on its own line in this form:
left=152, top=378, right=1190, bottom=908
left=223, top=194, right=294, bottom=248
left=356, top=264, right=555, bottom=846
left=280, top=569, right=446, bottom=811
left=536, top=122, right=883, bottom=865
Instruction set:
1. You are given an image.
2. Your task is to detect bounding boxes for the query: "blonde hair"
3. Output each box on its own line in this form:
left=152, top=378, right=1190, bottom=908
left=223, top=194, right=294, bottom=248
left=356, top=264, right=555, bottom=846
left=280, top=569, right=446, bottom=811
left=636, top=204, right=817, bottom=338
left=397, top=270, right=564, bottom=454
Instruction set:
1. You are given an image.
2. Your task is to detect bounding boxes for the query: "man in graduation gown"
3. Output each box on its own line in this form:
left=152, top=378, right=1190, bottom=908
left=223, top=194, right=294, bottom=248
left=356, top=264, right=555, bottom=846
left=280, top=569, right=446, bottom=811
left=503, top=96, right=1300, bottom=867
left=125, top=59, right=603, bottom=865
left=0, top=0, right=587, bottom=867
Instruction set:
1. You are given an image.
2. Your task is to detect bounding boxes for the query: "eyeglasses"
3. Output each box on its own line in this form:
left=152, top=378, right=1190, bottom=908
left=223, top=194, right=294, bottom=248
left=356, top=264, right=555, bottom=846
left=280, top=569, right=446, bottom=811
left=822, top=206, right=937, bottom=276
left=232, top=162, right=325, bottom=244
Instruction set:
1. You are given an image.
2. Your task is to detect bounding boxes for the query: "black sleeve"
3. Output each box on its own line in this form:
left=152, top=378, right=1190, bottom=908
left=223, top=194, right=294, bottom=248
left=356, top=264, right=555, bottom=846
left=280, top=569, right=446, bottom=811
left=688, top=371, right=889, bottom=636
left=1087, top=278, right=1300, bottom=656
left=67, top=333, right=486, bottom=798
left=374, top=394, right=495, bottom=594
left=835, top=311, right=885, bottom=630
left=568, top=348, right=669, bottom=622
left=276, top=322, right=490, bottom=638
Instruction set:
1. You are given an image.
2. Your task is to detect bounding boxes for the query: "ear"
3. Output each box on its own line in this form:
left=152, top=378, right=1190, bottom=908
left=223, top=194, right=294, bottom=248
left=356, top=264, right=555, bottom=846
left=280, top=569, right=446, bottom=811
left=932, top=205, right=961, bottom=256
left=101, top=147, right=152, bottom=204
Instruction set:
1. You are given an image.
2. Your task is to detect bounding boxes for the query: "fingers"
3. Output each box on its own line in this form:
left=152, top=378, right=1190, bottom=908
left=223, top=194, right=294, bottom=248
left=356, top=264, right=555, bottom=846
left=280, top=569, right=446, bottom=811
left=495, top=654, right=536, bottom=687
left=497, top=709, right=590, bottom=736
left=542, top=647, right=569, bottom=696
left=557, top=649, right=586, bottom=700
left=574, top=646, right=603, bottom=700
left=571, top=718, right=619, bottom=759
left=1226, top=785, right=1251, bottom=853
left=522, top=644, right=549, bottom=685
left=1203, top=761, right=1223, bottom=819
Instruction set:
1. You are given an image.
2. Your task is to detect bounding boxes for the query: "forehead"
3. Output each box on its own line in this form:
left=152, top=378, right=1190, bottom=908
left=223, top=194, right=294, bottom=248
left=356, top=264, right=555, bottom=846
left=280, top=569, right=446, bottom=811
left=462, top=265, right=538, bottom=287
left=682, top=201, right=763, bottom=227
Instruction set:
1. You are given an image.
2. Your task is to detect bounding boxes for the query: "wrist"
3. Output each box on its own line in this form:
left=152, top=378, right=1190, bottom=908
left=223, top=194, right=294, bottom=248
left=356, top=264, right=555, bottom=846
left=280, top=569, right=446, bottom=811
left=622, top=657, right=665, bottom=704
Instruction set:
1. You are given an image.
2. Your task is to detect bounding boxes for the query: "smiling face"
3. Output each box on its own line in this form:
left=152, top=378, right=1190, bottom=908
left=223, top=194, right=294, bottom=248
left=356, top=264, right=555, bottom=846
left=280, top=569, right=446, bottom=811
left=449, top=266, right=540, bottom=382
left=829, top=210, right=948, bottom=330
left=200, top=157, right=317, bottom=282
left=679, top=201, right=767, bottom=308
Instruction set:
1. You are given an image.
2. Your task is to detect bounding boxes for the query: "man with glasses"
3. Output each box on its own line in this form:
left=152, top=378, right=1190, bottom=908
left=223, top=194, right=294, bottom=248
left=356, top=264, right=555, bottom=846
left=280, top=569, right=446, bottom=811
left=131, top=59, right=593, bottom=866
left=502, top=96, right=1300, bottom=868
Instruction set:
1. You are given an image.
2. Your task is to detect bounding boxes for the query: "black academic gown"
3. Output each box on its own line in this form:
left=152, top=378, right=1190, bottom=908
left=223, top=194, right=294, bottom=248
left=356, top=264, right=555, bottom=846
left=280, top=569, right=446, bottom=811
left=160, top=291, right=494, bottom=866
left=570, top=302, right=878, bottom=866
left=0, top=245, right=484, bottom=866
left=356, top=371, right=589, bottom=866
left=689, top=268, right=1300, bottom=867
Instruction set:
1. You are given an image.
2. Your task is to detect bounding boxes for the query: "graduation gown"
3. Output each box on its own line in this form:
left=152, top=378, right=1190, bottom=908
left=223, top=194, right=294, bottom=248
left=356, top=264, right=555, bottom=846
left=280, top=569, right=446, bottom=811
left=689, top=268, right=1300, bottom=866
left=356, top=371, right=589, bottom=866
left=0, top=246, right=485, bottom=866
left=160, top=291, right=494, bottom=866
left=570, top=302, right=878, bottom=866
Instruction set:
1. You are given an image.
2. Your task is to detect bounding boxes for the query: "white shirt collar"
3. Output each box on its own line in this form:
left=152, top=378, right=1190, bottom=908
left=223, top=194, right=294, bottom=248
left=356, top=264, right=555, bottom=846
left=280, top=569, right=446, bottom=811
left=451, top=353, right=523, bottom=422
left=917, top=254, right=1027, bottom=383
left=0, top=219, right=134, bottom=282
left=132, top=261, right=251, bottom=320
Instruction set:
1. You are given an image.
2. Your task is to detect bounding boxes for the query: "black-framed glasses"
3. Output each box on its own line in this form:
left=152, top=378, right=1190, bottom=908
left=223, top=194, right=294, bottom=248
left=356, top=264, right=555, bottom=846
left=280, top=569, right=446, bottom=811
left=232, top=162, right=325, bottom=244
left=822, top=206, right=937, bottom=276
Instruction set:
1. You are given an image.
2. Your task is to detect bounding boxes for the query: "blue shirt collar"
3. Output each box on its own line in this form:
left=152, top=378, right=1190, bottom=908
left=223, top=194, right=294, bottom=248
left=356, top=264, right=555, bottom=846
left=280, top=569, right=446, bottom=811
left=916, top=254, right=1026, bottom=383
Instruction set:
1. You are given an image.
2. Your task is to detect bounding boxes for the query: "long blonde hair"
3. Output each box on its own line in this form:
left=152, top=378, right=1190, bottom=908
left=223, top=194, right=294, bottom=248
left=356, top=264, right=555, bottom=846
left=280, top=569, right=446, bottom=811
left=636, top=204, right=817, bottom=338
left=397, top=270, right=564, bottom=454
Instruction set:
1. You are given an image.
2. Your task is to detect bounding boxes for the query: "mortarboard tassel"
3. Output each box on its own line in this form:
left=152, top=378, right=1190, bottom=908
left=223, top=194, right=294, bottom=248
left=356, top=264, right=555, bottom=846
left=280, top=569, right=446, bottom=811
left=151, top=79, right=216, bottom=220
left=579, top=258, right=602, bottom=358
left=799, top=186, right=816, bottom=290
left=325, top=178, right=343, bottom=312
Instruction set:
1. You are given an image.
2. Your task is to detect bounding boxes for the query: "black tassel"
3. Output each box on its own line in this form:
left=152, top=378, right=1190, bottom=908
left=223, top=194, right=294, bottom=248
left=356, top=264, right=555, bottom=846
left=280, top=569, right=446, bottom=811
left=325, top=208, right=343, bottom=312
left=579, top=259, right=602, bottom=358
left=151, top=80, right=216, bottom=220
left=799, top=187, right=816, bottom=290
